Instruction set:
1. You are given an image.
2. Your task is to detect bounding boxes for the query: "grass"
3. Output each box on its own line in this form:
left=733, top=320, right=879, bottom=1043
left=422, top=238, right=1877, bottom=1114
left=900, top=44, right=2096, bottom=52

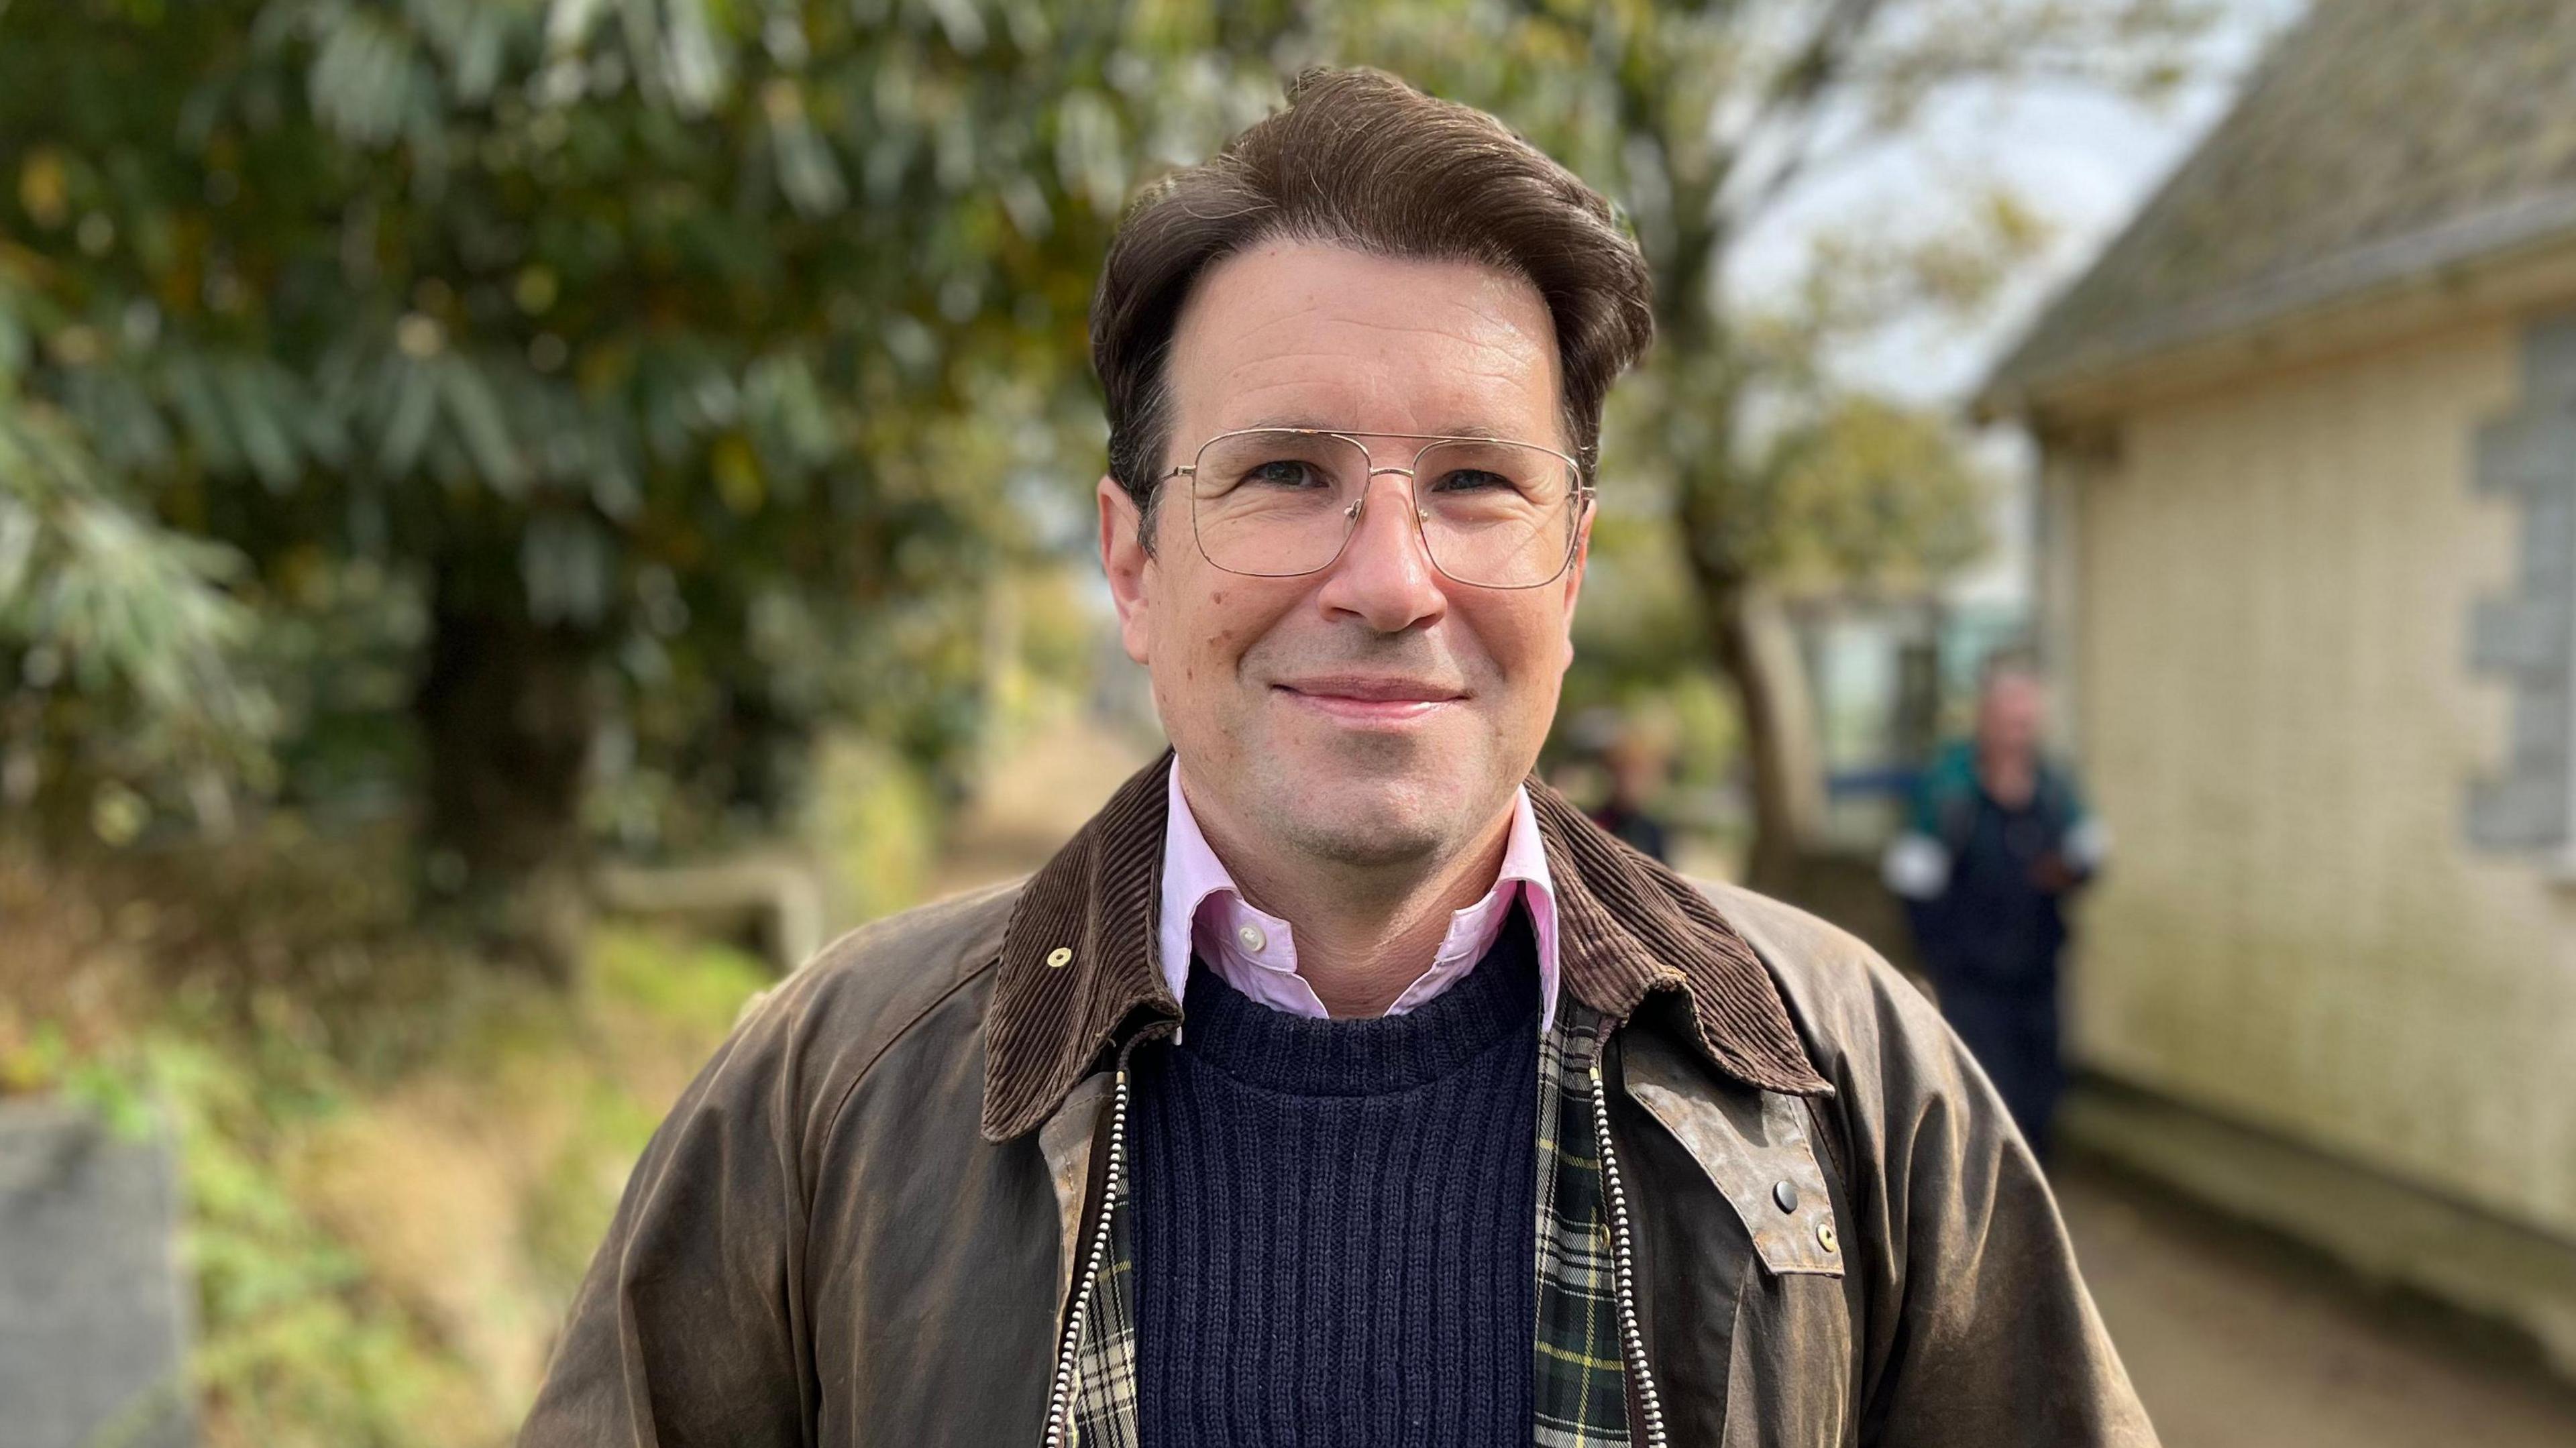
left=0, top=729, right=968, bottom=1446
left=2, top=864, right=773, bottom=1448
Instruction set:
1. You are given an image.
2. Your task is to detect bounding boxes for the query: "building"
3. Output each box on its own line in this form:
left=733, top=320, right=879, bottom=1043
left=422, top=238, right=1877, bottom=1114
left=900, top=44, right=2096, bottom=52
left=1979, top=0, right=2576, bottom=1363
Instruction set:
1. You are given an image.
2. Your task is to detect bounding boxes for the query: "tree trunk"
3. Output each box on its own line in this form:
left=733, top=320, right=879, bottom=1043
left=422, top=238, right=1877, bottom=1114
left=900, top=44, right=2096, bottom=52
left=1698, top=572, right=1826, bottom=896
left=413, top=567, right=600, bottom=982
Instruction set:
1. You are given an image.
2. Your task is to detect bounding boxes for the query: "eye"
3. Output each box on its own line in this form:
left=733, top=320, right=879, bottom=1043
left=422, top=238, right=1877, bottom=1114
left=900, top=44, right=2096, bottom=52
left=1240, top=459, right=1328, bottom=489
left=1430, top=467, right=1515, bottom=493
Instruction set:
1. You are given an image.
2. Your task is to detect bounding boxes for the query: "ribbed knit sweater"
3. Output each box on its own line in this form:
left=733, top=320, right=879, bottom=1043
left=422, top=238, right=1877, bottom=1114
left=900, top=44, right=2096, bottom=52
left=1128, top=912, right=1540, bottom=1447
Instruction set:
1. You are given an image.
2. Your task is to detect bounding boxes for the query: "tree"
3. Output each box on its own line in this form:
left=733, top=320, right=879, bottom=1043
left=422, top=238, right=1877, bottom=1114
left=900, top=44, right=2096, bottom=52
left=1327, top=0, right=2210, bottom=887
left=0, top=258, right=273, bottom=843
left=0, top=0, right=1292, bottom=970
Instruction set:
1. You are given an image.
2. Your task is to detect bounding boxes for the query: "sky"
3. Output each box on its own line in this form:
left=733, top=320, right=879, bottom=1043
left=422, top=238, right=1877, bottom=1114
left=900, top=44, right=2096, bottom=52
left=1715, top=0, right=2312, bottom=606
left=1730, top=0, right=2314, bottom=408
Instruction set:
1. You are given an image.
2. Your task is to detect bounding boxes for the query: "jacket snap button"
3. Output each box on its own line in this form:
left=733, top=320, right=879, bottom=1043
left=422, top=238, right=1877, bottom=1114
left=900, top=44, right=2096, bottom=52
left=1817, top=1221, right=1839, bottom=1253
left=1772, top=1180, right=1800, bottom=1214
left=1044, top=946, right=1073, bottom=968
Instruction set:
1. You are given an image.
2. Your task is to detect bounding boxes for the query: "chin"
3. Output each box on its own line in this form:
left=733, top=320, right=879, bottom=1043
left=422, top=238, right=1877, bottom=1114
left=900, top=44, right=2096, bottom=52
left=1276, top=810, right=1448, bottom=869
left=1257, top=767, right=1477, bottom=867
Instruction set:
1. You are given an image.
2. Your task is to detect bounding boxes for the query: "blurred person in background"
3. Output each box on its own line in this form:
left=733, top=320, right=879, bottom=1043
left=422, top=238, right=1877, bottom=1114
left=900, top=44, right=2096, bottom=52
left=1589, top=716, right=1674, bottom=862
left=1883, top=653, right=2108, bottom=1159
left=523, top=70, right=2151, bottom=1448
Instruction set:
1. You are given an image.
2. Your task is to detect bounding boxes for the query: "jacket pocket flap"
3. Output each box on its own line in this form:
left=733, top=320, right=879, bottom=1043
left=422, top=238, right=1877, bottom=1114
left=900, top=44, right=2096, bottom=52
left=1625, top=1034, right=1845, bottom=1278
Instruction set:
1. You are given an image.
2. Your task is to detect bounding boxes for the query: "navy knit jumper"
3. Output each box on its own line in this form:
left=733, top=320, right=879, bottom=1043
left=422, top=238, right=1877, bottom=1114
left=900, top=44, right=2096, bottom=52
left=1128, top=911, right=1540, bottom=1446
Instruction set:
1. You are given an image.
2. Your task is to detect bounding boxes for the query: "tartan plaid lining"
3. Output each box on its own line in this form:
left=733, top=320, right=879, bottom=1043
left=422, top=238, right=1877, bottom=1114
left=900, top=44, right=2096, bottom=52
left=1065, top=1227, right=1140, bottom=1447
left=1534, top=1003, right=1633, bottom=1446
left=1060, top=1005, right=1633, bottom=1445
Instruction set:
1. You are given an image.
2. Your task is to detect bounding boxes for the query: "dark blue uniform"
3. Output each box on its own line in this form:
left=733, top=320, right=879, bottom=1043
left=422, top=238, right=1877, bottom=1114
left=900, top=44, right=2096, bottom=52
left=1886, top=742, right=2100, bottom=1158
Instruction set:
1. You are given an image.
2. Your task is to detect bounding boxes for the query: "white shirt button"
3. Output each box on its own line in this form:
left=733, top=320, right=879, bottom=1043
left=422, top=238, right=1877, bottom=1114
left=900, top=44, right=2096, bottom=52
left=1235, top=923, right=1267, bottom=953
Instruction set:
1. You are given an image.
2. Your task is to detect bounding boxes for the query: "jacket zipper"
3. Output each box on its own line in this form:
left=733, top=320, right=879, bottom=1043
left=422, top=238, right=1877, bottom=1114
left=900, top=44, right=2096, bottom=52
left=1040, top=1036, right=1154, bottom=1443
left=1591, top=1060, right=1669, bottom=1448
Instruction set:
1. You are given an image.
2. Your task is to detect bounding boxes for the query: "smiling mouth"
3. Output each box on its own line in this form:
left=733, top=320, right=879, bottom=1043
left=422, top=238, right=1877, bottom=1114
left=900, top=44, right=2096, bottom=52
left=1273, top=677, right=1466, bottom=725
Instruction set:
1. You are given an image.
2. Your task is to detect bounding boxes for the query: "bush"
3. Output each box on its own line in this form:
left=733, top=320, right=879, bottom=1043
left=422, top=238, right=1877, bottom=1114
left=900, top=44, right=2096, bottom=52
left=3, top=856, right=770, bottom=1447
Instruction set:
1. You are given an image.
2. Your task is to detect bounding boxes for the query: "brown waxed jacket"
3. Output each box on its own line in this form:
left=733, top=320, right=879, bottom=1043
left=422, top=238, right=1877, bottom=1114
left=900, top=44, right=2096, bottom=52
left=519, top=755, right=2155, bottom=1447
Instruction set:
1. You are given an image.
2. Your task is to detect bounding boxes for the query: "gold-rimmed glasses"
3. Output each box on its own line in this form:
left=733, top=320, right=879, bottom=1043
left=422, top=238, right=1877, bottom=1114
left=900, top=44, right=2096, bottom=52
left=1163, top=428, right=1593, bottom=590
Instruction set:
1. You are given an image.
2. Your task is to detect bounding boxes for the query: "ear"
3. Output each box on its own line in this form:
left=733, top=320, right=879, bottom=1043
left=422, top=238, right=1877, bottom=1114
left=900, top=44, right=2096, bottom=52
left=1556, top=493, right=1595, bottom=669
left=1098, top=476, right=1155, bottom=665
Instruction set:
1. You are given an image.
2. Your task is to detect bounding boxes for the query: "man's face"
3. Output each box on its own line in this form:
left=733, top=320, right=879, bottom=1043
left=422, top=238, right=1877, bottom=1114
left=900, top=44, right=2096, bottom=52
left=1098, top=240, right=1589, bottom=871
left=1978, top=670, right=2046, bottom=759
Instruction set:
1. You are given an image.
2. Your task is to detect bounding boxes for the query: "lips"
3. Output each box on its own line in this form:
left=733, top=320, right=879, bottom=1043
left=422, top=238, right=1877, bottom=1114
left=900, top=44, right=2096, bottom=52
left=1273, top=674, right=1466, bottom=726
left=1279, top=674, right=1464, bottom=702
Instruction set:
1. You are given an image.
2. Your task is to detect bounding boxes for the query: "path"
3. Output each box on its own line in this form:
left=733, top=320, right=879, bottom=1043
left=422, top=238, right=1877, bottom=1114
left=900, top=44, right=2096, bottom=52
left=2058, top=1162, right=2576, bottom=1447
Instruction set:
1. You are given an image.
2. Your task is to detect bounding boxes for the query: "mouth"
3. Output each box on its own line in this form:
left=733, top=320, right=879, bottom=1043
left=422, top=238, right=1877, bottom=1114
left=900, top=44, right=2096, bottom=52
left=1272, top=674, right=1468, bottom=727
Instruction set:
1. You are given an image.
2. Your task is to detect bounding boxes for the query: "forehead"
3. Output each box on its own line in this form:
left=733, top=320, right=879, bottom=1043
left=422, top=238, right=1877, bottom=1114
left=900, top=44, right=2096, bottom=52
left=1165, top=239, right=1563, bottom=443
left=1984, top=672, right=2044, bottom=707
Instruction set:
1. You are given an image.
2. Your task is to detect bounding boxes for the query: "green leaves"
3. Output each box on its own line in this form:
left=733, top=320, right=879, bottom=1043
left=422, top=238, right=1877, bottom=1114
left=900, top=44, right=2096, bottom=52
left=305, top=6, right=436, bottom=149
left=0, top=381, right=274, bottom=799
left=1754, top=392, right=1993, bottom=588
left=0, top=0, right=1297, bottom=855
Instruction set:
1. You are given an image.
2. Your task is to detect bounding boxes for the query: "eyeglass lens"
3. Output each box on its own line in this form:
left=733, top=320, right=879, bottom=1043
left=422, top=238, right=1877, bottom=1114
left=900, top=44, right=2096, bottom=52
left=1187, top=431, right=1579, bottom=588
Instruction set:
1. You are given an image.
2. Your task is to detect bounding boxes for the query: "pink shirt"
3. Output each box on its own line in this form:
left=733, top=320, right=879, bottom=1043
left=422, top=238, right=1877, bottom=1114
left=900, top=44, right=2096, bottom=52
left=1159, top=763, right=1561, bottom=1033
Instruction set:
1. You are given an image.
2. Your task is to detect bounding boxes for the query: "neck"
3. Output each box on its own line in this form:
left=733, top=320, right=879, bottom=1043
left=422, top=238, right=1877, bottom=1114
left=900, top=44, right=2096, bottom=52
left=1184, top=783, right=1516, bottom=1019
left=1978, top=742, right=2035, bottom=807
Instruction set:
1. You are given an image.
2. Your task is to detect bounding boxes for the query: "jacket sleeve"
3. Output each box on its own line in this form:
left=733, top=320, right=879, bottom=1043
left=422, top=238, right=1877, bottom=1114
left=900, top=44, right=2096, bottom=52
left=2052, top=762, right=2111, bottom=886
left=1715, top=885, right=2155, bottom=1447
left=1843, top=958, right=2151, bottom=1447
left=518, top=985, right=818, bottom=1448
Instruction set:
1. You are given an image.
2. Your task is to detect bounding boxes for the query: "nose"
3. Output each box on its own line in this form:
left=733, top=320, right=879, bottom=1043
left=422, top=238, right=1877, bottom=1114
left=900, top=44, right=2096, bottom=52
left=1313, top=467, right=1448, bottom=633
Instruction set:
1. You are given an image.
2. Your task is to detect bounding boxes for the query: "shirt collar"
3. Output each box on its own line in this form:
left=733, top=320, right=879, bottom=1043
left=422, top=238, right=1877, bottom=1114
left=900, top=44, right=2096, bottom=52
left=1159, top=763, right=1560, bottom=1033
left=979, top=750, right=1829, bottom=1141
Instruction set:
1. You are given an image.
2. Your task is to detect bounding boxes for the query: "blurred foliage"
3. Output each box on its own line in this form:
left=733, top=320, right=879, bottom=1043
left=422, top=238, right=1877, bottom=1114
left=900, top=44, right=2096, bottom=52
left=802, top=730, right=938, bottom=924
left=0, top=261, right=277, bottom=837
left=0, top=0, right=1291, bottom=932
left=2, top=881, right=771, bottom=1448
left=0, top=710, right=947, bottom=1439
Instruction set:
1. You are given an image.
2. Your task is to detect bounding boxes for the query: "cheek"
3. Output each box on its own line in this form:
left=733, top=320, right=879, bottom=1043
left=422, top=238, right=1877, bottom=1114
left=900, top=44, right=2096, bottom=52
left=1474, top=600, right=1577, bottom=687
left=1163, top=588, right=1277, bottom=694
left=1189, top=590, right=1227, bottom=682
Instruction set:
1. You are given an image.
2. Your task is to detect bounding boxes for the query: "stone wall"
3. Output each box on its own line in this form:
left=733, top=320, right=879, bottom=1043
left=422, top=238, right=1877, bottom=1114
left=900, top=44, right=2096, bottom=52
left=0, top=1103, right=193, bottom=1448
left=2060, top=311, right=2576, bottom=1241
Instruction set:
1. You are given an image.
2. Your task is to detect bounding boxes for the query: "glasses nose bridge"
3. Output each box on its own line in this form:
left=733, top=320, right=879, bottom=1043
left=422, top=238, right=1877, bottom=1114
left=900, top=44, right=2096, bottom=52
left=1342, top=461, right=1428, bottom=526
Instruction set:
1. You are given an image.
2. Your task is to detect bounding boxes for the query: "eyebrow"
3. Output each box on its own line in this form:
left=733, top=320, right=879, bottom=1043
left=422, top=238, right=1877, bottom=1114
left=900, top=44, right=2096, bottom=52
left=1234, top=417, right=1520, bottom=441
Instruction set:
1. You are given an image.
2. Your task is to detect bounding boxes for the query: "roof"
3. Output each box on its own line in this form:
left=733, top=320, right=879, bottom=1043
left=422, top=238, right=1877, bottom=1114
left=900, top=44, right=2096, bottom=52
left=1982, top=0, right=2576, bottom=414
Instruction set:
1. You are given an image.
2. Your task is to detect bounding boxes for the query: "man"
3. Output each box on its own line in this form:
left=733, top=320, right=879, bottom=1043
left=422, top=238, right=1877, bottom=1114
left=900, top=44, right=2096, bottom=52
left=1589, top=718, right=1674, bottom=863
left=1884, top=655, right=2108, bottom=1158
left=523, top=69, right=2151, bottom=1447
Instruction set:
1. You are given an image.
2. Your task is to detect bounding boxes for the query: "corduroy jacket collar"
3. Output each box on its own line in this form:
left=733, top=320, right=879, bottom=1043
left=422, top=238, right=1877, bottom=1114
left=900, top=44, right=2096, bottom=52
left=979, top=752, right=1831, bottom=1140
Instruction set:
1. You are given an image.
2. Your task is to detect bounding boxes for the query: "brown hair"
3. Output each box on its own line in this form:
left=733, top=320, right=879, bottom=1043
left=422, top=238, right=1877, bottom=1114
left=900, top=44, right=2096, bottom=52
left=1089, top=66, right=1656, bottom=539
